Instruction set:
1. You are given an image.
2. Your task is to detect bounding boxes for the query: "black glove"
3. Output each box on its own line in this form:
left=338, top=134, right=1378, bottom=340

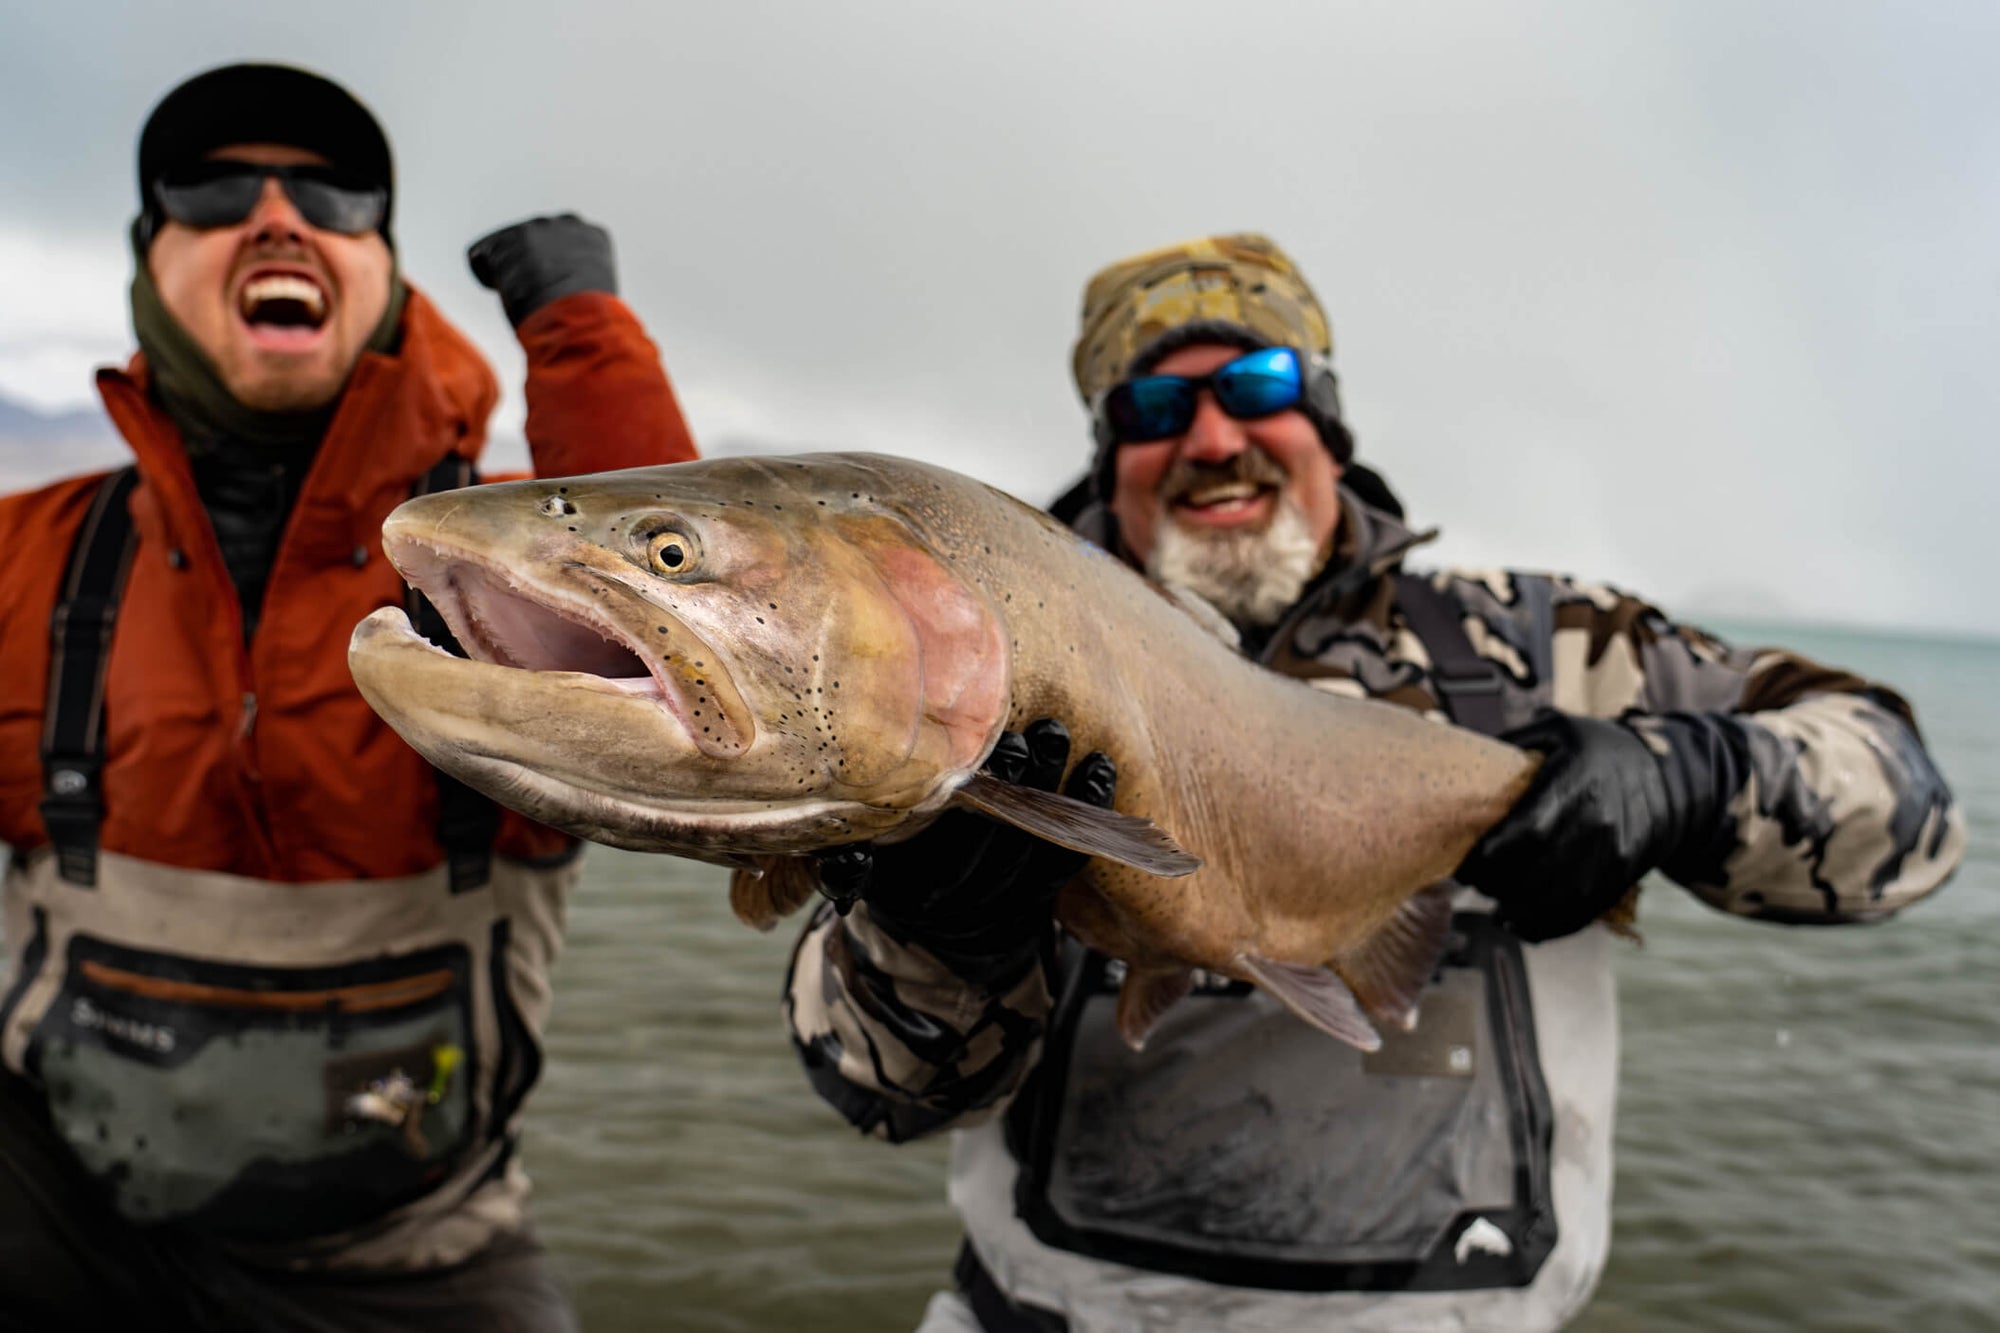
left=817, top=718, right=1117, bottom=986
left=467, top=213, right=618, bottom=327
left=1456, top=710, right=1744, bottom=942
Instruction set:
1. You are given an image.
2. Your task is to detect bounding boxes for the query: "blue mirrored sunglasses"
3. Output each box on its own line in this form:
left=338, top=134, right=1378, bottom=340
left=1100, top=347, right=1305, bottom=445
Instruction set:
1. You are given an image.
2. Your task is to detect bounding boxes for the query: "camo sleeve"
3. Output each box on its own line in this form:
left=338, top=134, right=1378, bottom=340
left=784, top=901, right=1053, bottom=1142
left=1447, top=570, right=1965, bottom=921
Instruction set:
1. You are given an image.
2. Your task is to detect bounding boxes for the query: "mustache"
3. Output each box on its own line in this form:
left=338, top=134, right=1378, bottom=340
left=1157, top=449, right=1289, bottom=504
left=230, top=239, right=329, bottom=282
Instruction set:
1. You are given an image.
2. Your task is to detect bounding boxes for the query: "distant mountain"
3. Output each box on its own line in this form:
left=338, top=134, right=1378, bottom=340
left=0, top=392, right=122, bottom=491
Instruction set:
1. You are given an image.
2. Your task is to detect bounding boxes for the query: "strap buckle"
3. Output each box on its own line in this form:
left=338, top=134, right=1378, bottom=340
left=1431, top=667, right=1503, bottom=698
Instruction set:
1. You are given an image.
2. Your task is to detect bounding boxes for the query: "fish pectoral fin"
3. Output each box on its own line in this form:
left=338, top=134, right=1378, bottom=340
left=728, top=855, right=822, bottom=931
left=1339, top=881, right=1456, bottom=1032
left=952, top=773, right=1202, bottom=878
left=1234, top=953, right=1382, bottom=1052
left=1114, top=966, right=1194, bottom=1052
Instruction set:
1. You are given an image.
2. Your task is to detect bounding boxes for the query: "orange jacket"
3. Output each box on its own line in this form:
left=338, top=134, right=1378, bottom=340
left=0, top=285, right=697, bottom=879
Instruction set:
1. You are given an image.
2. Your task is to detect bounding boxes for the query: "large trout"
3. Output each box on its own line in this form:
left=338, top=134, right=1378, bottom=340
left=348, top=453, right=1537, bottom=1050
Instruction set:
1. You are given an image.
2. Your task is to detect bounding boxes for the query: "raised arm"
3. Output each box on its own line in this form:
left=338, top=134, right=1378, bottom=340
left=468, top=213, right=698, bottom=475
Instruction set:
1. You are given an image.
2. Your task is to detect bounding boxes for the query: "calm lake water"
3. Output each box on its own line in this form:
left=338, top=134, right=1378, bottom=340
left=2, top=621, right=1988, bottom=1329
left=524, top=620, right=2000, bottom=1331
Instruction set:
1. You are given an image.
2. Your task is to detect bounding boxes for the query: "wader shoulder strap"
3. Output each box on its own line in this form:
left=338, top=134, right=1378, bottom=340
left=40, top=467, right=141, bottom=886
left=410, top=456, right=503, bottom=893
left=39, top=459, right=504, bottom=893
left=1392, top=573, right=1506, bottom=738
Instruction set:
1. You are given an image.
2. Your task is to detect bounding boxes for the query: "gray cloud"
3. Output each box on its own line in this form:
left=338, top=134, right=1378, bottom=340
left=2, top=0, right=1994, bottom=635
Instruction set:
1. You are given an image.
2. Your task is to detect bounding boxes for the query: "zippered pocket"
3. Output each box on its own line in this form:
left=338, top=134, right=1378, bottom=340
left=28, top=936, right=479, bottom=1242
left=1009, top=913, right=1557, bottom=1292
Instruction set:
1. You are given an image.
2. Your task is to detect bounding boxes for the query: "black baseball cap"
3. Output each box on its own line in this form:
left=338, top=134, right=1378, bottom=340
left=137, top=63, right=395, bottom=243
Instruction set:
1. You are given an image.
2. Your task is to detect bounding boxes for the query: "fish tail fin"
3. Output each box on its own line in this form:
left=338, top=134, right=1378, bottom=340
left=1115, top=966, right=1195, bottom=1051
left=1234, top=953, right=1382, bottom=1052
left=729, top=855, right=821, bottom=931
left=1335, top=881, right=1456, bottom=1033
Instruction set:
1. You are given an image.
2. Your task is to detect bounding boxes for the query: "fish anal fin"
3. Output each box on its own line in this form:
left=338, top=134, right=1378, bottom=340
left=729, top=855, right=821, bottom=931
left=953, top=772, right=1201, bottom=878
left=1340, top=882, right=1456, bottom=1032
left=1234, top=953, right=1382, bottom=1052
left=1115, top=966, right=1195, bottom=1052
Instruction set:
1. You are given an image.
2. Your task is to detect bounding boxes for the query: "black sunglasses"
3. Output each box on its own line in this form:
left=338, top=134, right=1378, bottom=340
left=1098, top=346, right=1307, bottom=445
left=151, top=160, right=387, bottom=237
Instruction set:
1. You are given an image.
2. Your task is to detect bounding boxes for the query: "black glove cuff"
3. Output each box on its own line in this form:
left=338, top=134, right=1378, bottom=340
left=1635, top=710, right=1751, bottom=885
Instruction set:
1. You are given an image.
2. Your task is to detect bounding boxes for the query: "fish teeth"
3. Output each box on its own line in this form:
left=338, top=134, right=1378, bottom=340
left=240, top=274, right=327, bottom=319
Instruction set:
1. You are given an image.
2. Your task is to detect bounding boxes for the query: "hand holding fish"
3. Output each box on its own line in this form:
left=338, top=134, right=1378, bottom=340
left=1457, top=711, right=1740, bottom=942
left=815, top=719, right=1117, bottom=986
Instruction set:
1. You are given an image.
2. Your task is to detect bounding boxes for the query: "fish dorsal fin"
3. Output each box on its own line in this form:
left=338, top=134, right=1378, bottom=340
left=728, top=855, right=821, bottom=931
left=1115, top=966, right=1195, bottom=1052
left=952, top=773, right=1202, bottom=878
left=1234, top=952, right=1382, bottom=1052
left=1338, top=882, right=1456, bottom=1033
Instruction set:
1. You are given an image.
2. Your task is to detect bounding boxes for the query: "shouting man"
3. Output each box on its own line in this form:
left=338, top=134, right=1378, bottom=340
left=0, top=63, right=696, bottom=1330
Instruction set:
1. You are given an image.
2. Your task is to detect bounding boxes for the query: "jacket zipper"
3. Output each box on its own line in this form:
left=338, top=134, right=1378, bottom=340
left=229, top=582, right=280, bottom=865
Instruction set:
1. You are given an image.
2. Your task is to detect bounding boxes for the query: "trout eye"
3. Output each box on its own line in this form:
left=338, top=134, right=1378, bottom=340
left=648, top=530, right=697, bottom=575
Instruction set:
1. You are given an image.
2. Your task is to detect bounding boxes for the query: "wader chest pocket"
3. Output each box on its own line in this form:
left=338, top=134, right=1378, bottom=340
left=1008, top=914, right=1556, bottom=1292
left=26, top=937, right=479, bottom=1241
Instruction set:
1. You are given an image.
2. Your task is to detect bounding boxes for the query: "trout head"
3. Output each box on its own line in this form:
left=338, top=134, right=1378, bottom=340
left=347, top=456, right=1011, bottom=860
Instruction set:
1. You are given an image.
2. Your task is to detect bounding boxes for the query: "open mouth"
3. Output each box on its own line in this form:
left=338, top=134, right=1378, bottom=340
left=237, top=271, right=331, bottom=348
left=1170, top=479, right=1278, bottom=525
left=381, top=524, right=755, bottom=758
left=398, top=546, right=663, bottom=696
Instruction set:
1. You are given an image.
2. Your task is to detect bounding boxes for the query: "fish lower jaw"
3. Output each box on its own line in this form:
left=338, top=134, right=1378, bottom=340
left=457, top=749, right=884, bottom=858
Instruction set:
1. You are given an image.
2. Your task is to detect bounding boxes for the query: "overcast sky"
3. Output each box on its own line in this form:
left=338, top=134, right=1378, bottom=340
left=2, top=1, right=1994, bottom=636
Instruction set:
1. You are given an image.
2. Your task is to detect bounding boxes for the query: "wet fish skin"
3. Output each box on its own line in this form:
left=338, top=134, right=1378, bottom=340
left=349, top=453, right=1537, bottom=1046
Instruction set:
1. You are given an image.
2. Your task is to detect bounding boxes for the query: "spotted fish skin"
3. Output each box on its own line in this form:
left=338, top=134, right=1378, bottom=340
left=349, top=453, right=1537, bottom=1041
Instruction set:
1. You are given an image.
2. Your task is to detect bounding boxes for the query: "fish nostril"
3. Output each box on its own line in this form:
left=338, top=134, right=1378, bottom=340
left=539, top=496, right=577, bottom=518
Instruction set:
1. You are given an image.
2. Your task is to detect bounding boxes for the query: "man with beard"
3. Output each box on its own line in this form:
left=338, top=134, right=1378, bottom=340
left=782, top=233, right=1962, bottom=1331
left=0, top=64, right=696, bottom=1329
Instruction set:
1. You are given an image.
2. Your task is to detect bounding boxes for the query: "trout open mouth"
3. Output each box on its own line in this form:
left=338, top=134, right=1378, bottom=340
left=394, top=541, right=656, bottom=689
left=382, top=530, right=755, bottom=757
left=438, top=564, right=654, bottom=686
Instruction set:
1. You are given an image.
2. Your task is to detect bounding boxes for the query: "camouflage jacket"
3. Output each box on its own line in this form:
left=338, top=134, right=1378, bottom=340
left=784, top=486, right=1965, bottom=1142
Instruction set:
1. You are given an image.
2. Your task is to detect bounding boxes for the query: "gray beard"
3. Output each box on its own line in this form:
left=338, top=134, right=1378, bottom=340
left=1146, top=497, right=1322, bottom=629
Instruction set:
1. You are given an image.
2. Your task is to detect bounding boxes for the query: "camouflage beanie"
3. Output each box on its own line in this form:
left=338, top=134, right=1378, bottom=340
left=1072, top=234, right=1351, bottom=495
left=1070, top=233, right=1333, bottom=405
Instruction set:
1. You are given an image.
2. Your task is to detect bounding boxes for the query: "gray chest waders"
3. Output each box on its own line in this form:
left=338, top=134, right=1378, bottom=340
left=983, top=574, right=1557, bottom=1317
left=1, top=458, right=550, bottom=1247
